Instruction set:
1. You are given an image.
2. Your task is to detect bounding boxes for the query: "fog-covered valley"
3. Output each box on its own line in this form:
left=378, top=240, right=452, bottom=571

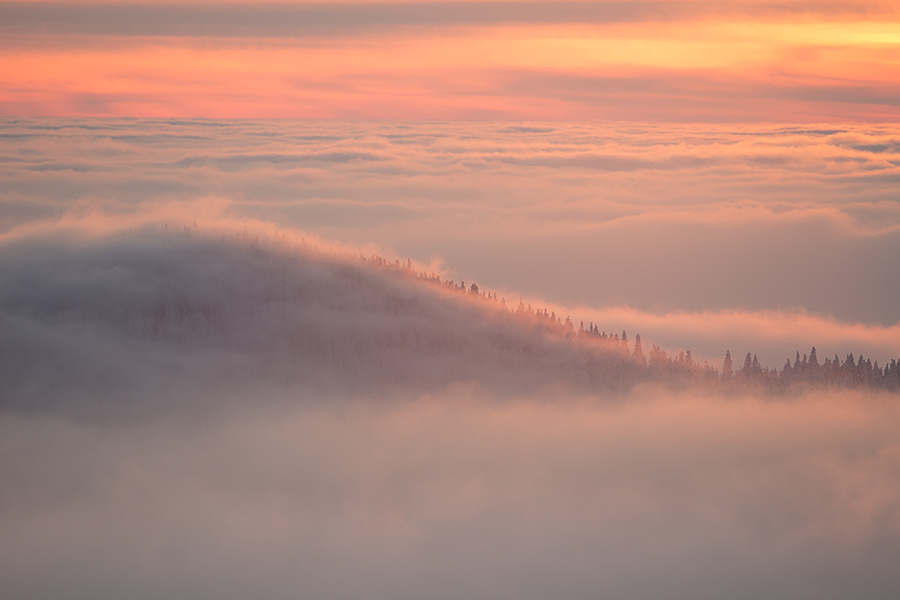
left=1, top=223, right=899, bottom=599
left=4, top=388, right=900, bottom=600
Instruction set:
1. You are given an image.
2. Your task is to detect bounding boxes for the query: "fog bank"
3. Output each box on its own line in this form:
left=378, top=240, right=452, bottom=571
left=0, top=225, right=642, bottom=419
left=2, top=223, right=896, bottom=419
left=2, top=223, right=899, bottom=598
left=2, top=392, right=899, bottom=600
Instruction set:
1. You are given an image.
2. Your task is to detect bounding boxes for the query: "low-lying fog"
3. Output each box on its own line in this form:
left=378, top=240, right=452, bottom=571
left=3, top=391, right=899, bottom=600
left=1, top=225, right=899, bottom=599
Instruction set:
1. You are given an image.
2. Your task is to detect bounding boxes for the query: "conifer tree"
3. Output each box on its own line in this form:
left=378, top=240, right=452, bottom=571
left=722, top=351, right=734, bottom=379
left=632, top=334, right=647, bottom=368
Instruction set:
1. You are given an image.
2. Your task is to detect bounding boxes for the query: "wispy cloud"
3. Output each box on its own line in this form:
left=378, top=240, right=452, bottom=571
left=566, top=304, right=900, bottom=368
left=3, top=2, right=900, bottom=119
left=4, top=2, right=895, bottom=39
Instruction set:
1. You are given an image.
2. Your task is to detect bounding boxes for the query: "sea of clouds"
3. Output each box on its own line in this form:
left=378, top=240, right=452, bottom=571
left=2, top=118, right=899, bottom=365
left=2, top=119, right=900, bottom=598
left=3, top=388, right=899, bottom=600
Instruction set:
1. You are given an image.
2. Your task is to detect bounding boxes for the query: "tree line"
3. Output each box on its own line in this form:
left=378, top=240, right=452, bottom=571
left=364, top=252, right=900, bottom=394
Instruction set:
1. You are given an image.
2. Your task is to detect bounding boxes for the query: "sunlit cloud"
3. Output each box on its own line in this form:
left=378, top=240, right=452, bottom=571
left=565, top=304, right=900, bottom=368
left=2, top=118, right=898, bottom=333
left=2, top=1, right=900, bottom=120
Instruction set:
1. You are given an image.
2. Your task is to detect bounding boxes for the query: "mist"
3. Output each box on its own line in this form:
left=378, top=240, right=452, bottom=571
left=1, top=223, right=899, bottom=598
left=3, top=388, right=899, bottom=599
left=0, top=224, right=637, bottom=418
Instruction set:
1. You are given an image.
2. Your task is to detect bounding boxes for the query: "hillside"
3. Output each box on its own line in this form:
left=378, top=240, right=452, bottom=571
left=3, top=225, right=900, bottom=600
left=0, top=228, right=639, bottom=415
left=1, top=226, right=896, bottom=419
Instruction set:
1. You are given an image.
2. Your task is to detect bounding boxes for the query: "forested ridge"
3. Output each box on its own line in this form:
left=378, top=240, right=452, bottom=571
left=1, top=228, right=897, bottom=415
left=354, top=244, right=900, bottom=394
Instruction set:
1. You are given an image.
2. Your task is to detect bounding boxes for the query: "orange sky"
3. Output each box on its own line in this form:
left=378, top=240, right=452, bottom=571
left=2, top=0, right=899, bottom=120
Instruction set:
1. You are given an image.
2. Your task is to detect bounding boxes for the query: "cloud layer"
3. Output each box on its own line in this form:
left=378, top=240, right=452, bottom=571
left=3, top=385, right=900, bottom=599
left=2, top=118, right=898, bottom=366
left=6, top=1, right=895, bottom=38
left=1, top=223, right=899, bottom=599
left=3, top=1, right=900, bottom=120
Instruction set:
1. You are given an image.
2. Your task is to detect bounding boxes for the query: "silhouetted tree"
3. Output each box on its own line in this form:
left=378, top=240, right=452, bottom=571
left=722, top=351, right=734, bottom=379
left=632, top=334, right=647, bottom=368
left=741, top=353, right=753, bottom=377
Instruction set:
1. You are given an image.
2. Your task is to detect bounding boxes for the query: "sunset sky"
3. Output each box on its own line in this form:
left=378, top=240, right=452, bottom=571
left=2, top=0, right=900, bottom=121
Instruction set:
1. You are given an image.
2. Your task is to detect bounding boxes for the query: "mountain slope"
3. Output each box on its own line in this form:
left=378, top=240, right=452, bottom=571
left=2, top=226, right=896, bottom=420
left=0, top=227, right=641, bottom=417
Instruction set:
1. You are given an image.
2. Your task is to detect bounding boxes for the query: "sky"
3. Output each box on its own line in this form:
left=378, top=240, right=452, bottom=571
left=2, top=0, right=900, bottom=121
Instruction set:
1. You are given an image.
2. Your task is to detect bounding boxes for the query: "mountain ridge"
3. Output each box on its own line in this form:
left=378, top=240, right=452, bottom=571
left=1, top=226, right=897, bottom=419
